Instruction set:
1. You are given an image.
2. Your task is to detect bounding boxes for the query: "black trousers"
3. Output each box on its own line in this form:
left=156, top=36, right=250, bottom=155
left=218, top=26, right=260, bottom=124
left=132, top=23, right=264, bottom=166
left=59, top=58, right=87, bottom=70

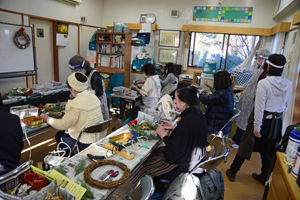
left=232, top=127, right=245, bottom=145
left=130, top=106, right=141, bottom=119
left=56, top=131, right=91, bottom=156
left=230, top=119, right=281, bottom=176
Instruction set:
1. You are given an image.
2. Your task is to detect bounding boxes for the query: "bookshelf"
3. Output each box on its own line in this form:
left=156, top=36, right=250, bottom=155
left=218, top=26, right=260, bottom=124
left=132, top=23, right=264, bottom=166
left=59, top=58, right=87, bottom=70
left=96, top=32, right=132, bottom=87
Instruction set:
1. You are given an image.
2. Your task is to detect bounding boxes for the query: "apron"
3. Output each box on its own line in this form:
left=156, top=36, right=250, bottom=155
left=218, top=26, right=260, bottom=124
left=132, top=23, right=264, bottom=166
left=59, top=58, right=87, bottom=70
left=238, top=110, right=283, bottom=160
left=161, top=80, right=177, bottom=97
left=142, top=76, right=161, bottom=110
left=88, top=70, right=110, bottom=120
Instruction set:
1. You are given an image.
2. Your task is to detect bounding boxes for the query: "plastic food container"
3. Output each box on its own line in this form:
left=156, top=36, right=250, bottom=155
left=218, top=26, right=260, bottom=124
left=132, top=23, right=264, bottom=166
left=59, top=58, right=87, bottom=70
left=10, top=105, right=38, bottom=119
left=22, top=116, right=43, bottom=128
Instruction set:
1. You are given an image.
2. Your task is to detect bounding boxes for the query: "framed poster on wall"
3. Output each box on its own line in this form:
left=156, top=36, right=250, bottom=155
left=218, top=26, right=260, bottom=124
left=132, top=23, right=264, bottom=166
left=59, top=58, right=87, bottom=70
left=158, top=48, right=178, bottom=63
left=159, top=30, right=180, bottom=47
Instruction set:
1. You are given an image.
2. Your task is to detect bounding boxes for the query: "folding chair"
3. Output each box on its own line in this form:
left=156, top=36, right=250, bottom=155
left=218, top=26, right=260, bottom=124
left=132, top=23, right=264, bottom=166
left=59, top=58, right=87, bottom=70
left=124, top=175, right=155, bottom=200
left=189, top=148, right=229, bottom=174
left=207, top=109, right=241, bottom=162
left=162, top=148, right=229, bottom=200
left=72, top=118, right=112, bottom=154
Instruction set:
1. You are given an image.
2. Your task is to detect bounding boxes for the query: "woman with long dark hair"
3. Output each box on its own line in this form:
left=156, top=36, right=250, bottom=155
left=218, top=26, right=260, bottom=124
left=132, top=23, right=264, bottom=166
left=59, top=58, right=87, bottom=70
left=200, top=70, right=234, bottom=135
left=159, top=62, right=178, bottom=96
left=130, top=86, right=207, bottom=198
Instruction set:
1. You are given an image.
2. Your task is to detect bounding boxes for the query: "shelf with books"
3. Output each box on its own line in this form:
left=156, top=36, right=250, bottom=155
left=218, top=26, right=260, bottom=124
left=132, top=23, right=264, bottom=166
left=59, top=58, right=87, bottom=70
left=96, top=32, right=132, bottom=87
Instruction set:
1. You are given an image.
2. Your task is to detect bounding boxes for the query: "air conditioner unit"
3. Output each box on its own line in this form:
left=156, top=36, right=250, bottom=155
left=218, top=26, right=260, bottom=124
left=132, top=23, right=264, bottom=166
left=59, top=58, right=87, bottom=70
left=171, top=10, right=179, bottom=18
left=58, top=0, right=81, bottom=5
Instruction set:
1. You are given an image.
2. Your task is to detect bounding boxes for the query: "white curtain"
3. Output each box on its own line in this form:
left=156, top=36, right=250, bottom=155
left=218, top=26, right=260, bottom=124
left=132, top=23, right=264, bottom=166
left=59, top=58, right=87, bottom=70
left=270, top=32, right=285, bottom=54
left=282, top=26, right=300, bottom=134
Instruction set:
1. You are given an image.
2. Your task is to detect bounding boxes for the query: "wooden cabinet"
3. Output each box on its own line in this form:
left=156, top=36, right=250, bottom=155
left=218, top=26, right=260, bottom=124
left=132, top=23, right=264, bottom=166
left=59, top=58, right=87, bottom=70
left=267, top=152, right=300, bottom=200
left=96, top=32, right=132, bottom=87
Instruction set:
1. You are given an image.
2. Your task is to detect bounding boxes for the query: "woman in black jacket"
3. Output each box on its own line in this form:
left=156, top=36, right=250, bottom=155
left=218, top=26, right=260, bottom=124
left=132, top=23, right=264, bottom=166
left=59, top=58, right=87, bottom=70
left=200, top=70, right=234, bottom=135
left=130, top=86, right=207, bottom=198
left=0, top=94, right=23, bottom=175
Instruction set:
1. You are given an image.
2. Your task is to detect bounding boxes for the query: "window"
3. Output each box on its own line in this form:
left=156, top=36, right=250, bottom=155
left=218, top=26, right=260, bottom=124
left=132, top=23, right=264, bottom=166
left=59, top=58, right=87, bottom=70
left=188, top=33, right=259, bottom=71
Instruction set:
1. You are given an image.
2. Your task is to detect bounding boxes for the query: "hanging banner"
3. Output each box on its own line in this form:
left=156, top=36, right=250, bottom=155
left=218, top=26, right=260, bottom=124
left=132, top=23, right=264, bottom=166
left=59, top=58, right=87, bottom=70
left=193, top=6, right=253, bottom=23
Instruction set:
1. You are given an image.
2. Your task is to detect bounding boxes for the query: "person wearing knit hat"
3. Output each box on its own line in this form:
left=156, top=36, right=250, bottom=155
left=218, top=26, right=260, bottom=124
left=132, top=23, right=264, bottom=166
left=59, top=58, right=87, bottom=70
left=68, top=55, right=109, bottom=121
left=226, top=54, right=292, bottom=186
left=40, top=72, right=104, bottom=155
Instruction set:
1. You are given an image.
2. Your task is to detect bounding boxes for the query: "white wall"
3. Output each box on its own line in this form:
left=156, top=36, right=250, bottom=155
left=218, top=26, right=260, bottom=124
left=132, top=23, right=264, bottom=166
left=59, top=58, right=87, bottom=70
left=0, top=0, right=104, bottom=92
left=0, top=0, right=104, bottom=27
left=58, top=24, right=79, bottom=83
left=31, top=18, right=54, bottom=84
left=103, top=0, right=277, bottom=29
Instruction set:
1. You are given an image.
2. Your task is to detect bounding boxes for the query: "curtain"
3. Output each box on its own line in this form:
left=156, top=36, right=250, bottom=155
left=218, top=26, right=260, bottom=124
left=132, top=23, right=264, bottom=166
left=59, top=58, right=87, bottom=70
left=270, top=32, right=285, bottom=54
left=282, top=26, right=300, bottom=134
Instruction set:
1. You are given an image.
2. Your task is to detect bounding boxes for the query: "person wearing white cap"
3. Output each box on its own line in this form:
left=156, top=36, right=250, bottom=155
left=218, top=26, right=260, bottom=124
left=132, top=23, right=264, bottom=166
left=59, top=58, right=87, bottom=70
left=226, top=54, right=292, bottom=185
left=69, top=55, right=109, bottom=121
left=40, top=72, right=104, bottom=154
left=231, top=49, right=271, bottom=148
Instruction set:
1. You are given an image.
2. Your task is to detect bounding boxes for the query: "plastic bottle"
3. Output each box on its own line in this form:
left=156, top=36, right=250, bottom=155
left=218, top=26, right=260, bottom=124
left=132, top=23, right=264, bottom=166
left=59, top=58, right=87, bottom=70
left=153, top=58, right=156, bottom=67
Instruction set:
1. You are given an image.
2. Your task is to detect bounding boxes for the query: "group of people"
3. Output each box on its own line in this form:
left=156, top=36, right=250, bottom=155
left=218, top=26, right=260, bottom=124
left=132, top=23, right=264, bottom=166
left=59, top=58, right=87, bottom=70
left=226, top=50, right=292, bottom=186
left=0, top=50, right=292, bottom=198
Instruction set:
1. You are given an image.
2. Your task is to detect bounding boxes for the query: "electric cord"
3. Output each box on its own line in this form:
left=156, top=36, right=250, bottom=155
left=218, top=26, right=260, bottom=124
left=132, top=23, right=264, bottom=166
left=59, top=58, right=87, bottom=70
left=21, top=122, right=31, bottom=162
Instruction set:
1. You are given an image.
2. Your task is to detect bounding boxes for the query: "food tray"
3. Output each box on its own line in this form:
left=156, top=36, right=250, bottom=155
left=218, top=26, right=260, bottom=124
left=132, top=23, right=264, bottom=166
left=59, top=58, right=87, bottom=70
left=108, top=133, right=135, bottom=148
left=22, top=116, right=43, bottom=128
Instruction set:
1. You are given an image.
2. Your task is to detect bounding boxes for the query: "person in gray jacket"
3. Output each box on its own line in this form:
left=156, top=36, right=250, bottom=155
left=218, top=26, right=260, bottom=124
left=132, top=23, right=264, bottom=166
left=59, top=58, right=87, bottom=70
left=231, top=49, right=271, bottom=147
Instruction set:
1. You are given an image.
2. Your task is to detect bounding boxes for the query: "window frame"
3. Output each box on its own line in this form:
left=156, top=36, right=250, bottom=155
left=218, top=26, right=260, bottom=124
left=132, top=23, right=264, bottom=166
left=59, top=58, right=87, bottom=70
left=187, top=32, right=260, bottom=70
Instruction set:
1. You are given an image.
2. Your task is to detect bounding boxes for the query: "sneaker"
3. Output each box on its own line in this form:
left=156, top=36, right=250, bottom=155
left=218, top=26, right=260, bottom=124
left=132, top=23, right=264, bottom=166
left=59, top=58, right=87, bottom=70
left=226, top=168, right=236, bottom=182
left=231, top=144, right=239, bottom=149
left=227, top=138, right=236, bottom=143
left=252, top=173, right=267, bottom=186
left=150, top=191, right=165, bottom=199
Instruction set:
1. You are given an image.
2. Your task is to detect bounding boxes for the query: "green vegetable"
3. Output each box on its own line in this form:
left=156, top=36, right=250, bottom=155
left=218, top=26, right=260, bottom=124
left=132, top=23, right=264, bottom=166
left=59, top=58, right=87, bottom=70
left=74, top=159, right=86, bottom=176
left=130, top=125, right=160, bottom=140
left=76, top=178, right=94, bottom=199
left=54, top=165, right=67, bottom=176
left=1, top=94, right=9, bottom=100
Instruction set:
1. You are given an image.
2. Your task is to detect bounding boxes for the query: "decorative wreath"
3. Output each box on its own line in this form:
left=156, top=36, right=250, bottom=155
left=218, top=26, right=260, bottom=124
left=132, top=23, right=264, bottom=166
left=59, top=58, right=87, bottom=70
left=13, top=27, right=31, bottom=49
left=84, top=160, right=130, bottom=189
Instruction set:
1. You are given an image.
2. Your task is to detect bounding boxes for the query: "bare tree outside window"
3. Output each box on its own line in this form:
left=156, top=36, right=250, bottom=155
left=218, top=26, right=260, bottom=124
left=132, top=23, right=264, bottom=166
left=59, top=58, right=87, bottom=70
left=188, top=32, right=259, bottom=70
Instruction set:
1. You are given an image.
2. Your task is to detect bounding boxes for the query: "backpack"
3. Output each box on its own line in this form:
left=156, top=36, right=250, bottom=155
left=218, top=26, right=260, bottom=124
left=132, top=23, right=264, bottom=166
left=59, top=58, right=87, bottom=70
left=163, top=168, right=224, bottom=200
left=277, top=123, right=300, bottom=152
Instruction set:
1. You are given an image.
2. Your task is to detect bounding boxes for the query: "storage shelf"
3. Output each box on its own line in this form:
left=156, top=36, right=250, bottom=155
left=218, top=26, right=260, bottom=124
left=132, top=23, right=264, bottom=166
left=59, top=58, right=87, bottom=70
left=113, top=43, right=124, bottom=45
left=111, top=53, right=124, bottom=56
left=97, top=41, right=111, bottom=44
left=96, top=32, right=132, bottom=87
left=97, top=52, right=111, bottom=55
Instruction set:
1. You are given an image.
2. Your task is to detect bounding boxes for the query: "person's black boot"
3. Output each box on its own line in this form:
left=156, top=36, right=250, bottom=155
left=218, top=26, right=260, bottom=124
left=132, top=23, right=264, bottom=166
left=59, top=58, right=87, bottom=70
left=252, top=173, right=267, bottom=186
left=226, top=168, right=236, bottom=182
